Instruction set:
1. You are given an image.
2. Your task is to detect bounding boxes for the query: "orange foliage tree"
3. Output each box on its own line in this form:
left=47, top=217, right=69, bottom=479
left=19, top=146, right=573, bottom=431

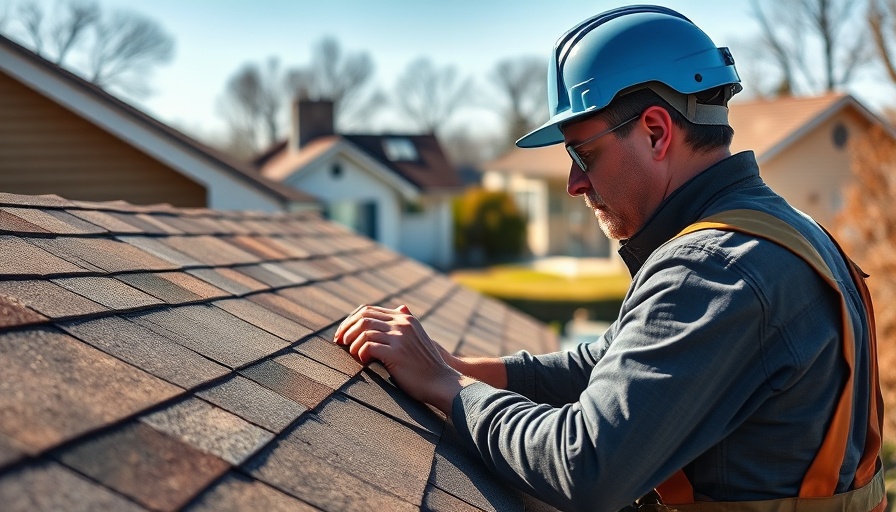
left=835, top=125, right=896, bottom=443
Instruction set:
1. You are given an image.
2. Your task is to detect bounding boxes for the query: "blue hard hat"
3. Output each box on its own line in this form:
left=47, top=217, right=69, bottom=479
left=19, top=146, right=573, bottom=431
left=517, top=5, right=742, bottom=148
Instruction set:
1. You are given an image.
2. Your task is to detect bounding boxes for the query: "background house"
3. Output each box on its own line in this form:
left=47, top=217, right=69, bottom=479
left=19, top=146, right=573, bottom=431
left=255, top=100, right=462, bottom=269
left=0, top=35, right=315, bottom=213
left=483, top=93, right=893, bottom=259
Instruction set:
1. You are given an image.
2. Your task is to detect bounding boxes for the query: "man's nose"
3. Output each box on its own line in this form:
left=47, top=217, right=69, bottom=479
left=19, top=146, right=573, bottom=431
left=567, top=163, right=590, bottom=197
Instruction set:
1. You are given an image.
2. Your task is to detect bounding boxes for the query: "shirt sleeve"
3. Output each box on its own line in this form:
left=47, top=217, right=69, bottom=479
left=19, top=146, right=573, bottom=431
left=501, top=330, right=613, bottom=406
left=450, top=241, right=795, bottom=512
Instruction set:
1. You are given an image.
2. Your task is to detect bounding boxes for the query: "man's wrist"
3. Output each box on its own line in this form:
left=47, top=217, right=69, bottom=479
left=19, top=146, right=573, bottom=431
left=429, top=370, right=476, bottom=415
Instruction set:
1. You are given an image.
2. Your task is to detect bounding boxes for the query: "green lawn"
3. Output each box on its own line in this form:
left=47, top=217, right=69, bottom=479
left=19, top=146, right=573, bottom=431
left=450, top=265, right=631, bottom=302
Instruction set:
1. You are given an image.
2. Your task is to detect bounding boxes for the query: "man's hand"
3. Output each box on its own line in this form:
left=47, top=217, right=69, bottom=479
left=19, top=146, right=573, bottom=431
left=333, top=304, right=475, bottom=413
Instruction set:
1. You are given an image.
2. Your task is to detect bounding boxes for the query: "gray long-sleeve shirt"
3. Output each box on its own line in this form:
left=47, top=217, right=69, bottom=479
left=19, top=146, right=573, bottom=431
left=450, top=152, right=873, bottom=512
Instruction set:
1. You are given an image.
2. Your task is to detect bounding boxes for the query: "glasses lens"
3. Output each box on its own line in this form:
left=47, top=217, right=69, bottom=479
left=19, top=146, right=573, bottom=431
left=566, top=145, right=587, bottom=172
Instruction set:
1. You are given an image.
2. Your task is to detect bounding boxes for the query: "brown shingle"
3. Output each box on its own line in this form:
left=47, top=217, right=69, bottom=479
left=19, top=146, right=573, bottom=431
left=127, top=304, right=288, bottom=369
left=240, top=359, right=334, bottom=409
left=244, top=423, right=418, bottom=512
left=428, top=425, right=524, bottom=512
left=0, top=236, right=87, bottom=276
left=195, top=374, right=306, bottom=433
left=340, top=369, right=444, bottom=436
left=0, top=209, right=49, bottom=234
left=0, top=207, right=106, bottom=235
left=185, top=472, right=317, bottom=512
left=0, top=279, right=108, bottom=318
left=276, top=284, right=354, bottom=324
left=295, top=396, right=437, bottom=505
left=188, top=267, right=269, bottom=295
left=0, top=460, right=145, bottom=512
left=30, top=236, right=178, bottom=273
left=117, top=235, right=201, bottom=267
left=292, top=335, right=363, bottom=378
left=274, top=352, right=351, bottom=390
left=57, top=421, right=230, bottom=512
left=0, top=327, right=181, bottom=455
left=67, top=209, right=144, bottom=233
left=422, top=484, right=483, bottom=512
left=0, top=293, right=48, bottom=329
left=117, top=271, right=229, bottom=304
left=227, top=235, right=289, bottom=259
left=139, top=397, right=273, bottom=465
left=60, top=315, right=229, bottom=389
left=53, top=276, right=164, bottom=310
left=231, top=263, right=308, bottom=288
left=213, top=297, right=314, bottom=342
left=161, top=235, right=260, bottom=266
left=247, top=292, right=334, bottom=332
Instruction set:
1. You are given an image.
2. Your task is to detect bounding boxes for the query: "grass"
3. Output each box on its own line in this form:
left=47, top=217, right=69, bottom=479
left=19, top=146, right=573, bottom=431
left=450, top=264, right=631, bottom=302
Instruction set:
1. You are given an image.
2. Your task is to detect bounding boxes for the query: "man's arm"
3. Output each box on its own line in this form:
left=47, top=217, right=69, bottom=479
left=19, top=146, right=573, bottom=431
left=436, top=348, right=508, bottom=389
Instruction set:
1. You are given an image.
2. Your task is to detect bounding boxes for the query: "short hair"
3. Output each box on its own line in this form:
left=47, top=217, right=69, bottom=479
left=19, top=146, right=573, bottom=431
left=598, top=87, right=734, bottom=152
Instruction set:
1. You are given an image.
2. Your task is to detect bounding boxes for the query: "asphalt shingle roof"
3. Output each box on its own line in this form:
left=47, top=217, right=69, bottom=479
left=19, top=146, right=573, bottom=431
left=0, top=192, right=559, bottom=511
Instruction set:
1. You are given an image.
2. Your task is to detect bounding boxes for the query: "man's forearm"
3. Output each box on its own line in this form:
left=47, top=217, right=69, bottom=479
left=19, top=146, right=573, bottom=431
left=449, top=356, right=508, bottom=389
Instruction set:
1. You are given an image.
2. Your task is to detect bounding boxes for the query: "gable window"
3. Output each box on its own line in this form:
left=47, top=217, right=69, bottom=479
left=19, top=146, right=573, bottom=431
left=832, top=122, right=849, bottom=150
left=383, top=138, right=418, bottom=161
left=331, top=163, right=343, bottom=179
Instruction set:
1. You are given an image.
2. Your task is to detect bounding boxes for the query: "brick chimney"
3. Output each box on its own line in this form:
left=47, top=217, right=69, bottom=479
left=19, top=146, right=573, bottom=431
left=289, top=99, right=334, bottom=151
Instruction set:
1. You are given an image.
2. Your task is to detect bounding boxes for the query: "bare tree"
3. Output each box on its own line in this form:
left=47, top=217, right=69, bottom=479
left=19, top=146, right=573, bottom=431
left=393, top=57, right=472, bottom=134
left=284, top=37, right=384, bottom=130
left=86, top=10, right=173, bottom=95
left=490, top=56, right=547, bottom=146
left=217, top=58, right=284, bottom=154
left=4, top=0, right=173, bottom=98
left=869, top=0, right=896, bottom=85
left=749, top=0, right=873, bottom=95
left=835, top=125, right=896, bottom=441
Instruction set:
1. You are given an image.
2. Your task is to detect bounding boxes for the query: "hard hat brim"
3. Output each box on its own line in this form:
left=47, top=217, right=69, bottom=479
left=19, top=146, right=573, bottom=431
left=516, top=108, right=587, bottom=148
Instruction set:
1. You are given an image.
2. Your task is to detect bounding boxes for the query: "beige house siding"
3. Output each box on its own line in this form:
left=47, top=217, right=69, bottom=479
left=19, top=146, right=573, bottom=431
left=0, top=71, right=207, bottom=207
left=759, top=110, right=867, bottom=226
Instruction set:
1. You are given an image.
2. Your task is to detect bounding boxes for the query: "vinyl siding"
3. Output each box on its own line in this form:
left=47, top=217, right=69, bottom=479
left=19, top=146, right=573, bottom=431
left=0, top=70, right=206, bottom=207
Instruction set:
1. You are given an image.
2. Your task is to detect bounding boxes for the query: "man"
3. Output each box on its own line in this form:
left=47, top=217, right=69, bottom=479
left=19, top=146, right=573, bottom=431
left=334, top=5, right=883, bottom=511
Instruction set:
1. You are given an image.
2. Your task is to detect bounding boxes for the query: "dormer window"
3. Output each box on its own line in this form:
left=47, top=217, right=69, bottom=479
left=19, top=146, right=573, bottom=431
left=383, top=138, right=418, bottom=161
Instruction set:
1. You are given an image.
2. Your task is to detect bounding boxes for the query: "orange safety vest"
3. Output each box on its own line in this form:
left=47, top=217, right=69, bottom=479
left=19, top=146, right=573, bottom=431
left=649, top=210, right=885, bottom=512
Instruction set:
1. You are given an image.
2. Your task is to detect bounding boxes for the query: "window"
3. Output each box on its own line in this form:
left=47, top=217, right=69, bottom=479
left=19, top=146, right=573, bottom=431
left=324, top=201, right=378, bottom=240
left=383, top=138, right=418, bottom=161
left=330, top=163, right=343, bottom=178
left=832, top=122, right=849, bottom=149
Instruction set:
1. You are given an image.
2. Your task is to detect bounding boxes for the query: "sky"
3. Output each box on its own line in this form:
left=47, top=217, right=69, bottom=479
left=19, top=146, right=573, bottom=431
left=9, top=0, right=894, bottom=144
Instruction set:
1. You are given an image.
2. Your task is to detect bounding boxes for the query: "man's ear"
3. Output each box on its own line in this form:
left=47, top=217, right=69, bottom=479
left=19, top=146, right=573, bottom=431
left=641, top=105, right=673, bottom=160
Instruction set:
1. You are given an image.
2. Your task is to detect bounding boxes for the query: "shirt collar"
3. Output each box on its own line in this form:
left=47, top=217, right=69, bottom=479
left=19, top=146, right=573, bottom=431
left=618, top=151, right=761, bottom=276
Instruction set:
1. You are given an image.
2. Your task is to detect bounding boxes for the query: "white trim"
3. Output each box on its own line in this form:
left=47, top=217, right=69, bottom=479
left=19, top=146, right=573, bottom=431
left=280, top=139, right=421, bottom=201
left=1, top=43, right=288, bottom=212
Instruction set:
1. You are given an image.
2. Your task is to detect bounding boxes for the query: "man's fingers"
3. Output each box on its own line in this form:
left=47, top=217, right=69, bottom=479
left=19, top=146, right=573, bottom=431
left=334, top=305, right=396, bottom=345
left=357, top=340, right=388, bottom=365
left=349, top=329, right=391, bottom=362
left=341, top=317, right=391, bottom=348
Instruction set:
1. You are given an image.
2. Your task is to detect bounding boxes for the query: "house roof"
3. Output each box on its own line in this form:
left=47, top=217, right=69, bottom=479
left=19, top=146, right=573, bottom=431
left=0, top=34, right=315, bottom=210
left=257, top=134, right=463, bottom=194
left=485, top=93, right=887, bottom=178
left=0, top=191, right=559, bottom=511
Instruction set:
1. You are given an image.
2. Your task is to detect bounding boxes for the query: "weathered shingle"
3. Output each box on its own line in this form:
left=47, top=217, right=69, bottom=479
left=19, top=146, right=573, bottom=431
left=0, top=193, right=560, bottom=511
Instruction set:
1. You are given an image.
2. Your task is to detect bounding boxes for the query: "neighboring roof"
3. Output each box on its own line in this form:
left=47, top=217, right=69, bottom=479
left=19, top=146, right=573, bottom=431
left=257, top=134, right=463, bottom=194
left=728, top=93, right=891, bottom=163
left=485, top=93, right=890, bottom=177
left=0, top=191, right=559, bottom=511
left=0, top=34, right=315, bottom=209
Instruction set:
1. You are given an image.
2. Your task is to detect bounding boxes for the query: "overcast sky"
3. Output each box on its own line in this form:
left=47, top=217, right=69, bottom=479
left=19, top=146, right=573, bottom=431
left=9, top=0, right=894, bottom=143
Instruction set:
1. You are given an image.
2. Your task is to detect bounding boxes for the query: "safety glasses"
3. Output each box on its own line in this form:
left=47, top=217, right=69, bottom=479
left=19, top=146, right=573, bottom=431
left=565, top=114, right=640, bottom=172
